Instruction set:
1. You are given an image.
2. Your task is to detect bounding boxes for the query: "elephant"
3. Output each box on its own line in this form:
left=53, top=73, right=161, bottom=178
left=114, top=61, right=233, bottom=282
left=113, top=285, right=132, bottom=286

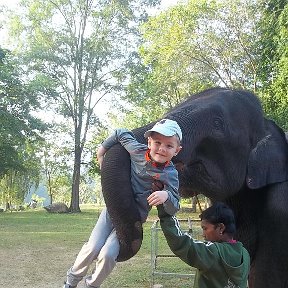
left=100, top=87, right=288, bottom=288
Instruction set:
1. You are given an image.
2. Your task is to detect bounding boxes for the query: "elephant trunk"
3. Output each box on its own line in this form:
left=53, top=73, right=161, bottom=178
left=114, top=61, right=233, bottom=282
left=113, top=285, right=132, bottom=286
left=101, top=144, right=143, bottom=261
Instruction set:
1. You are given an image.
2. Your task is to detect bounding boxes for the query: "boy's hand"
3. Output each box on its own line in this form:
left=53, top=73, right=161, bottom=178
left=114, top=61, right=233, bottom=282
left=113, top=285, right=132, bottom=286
left=147, top=191, right=168, bottom=207
left=97, top=145, right=107, bottom=169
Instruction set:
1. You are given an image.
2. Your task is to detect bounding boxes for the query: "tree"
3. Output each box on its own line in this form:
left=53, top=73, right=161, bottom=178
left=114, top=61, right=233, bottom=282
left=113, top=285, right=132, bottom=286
left=124, top=0, right=260, bottom=118
left=0, top=47, right=45, bottom=176
left=0, top=47, right=44, bottom=209
left=256, top=0, right=288, bottom=129
left=0, top=139, right=42, bottom=210
left=41, top=135, right=72, bottom=205
left=7, top=0, right=160, bottom=212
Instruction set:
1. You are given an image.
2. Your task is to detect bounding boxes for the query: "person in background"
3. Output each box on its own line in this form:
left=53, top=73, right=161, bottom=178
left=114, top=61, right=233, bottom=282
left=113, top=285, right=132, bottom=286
left=154, top=201, right=250, bottom=288
left=63, top=119, right=182, bottom=288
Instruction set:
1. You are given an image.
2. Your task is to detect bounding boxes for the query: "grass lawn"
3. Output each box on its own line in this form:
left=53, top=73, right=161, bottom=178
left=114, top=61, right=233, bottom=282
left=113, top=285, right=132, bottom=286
left=0, top=205, right=202, bottom=288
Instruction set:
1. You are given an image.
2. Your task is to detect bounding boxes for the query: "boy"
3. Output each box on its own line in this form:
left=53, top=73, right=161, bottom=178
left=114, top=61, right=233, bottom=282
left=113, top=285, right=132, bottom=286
left=63, top=119, right=182, bottom=288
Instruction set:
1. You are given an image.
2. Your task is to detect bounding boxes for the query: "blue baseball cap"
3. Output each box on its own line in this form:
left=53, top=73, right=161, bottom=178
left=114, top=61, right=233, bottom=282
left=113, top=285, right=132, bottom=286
left=144, top=119, right=182, bottom=141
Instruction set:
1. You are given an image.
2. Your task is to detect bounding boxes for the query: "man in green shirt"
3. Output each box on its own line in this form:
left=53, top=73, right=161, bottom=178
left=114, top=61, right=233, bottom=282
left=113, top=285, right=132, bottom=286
left=155, top=201, right=250, bottom=288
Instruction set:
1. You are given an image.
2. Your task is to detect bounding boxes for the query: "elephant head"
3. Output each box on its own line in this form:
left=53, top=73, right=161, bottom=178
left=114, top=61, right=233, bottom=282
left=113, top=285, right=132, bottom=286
left=170, top=87, right=266, bottom=201
left=101, top=87, right=288, bottom=287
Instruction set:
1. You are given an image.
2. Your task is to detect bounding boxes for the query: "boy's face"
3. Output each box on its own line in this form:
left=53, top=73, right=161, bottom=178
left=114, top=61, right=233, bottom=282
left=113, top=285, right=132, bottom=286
left=147, top=132, right=182, bottom=164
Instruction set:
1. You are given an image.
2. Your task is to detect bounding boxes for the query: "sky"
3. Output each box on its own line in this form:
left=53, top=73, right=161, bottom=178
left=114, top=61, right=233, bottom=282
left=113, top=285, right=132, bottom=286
left=0, top=0, right=18, bottom=8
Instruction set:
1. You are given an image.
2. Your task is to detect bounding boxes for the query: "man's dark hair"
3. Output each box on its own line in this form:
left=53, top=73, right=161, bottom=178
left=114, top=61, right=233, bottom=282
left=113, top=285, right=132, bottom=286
left=200, top=202, right=236, bottom=235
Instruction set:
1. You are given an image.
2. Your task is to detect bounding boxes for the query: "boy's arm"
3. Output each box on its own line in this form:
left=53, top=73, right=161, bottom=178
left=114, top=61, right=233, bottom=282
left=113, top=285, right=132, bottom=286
left=101, top=128, right=145, bottom=154
left=96, top=145, right=108, bottom=169
left=97, top=128, right=141, bottom=168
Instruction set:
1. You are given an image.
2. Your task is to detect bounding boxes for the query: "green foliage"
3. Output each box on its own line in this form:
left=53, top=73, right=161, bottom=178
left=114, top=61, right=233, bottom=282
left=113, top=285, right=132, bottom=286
left=256, top=0, right=288, bottom=129
left=0, top=48, right=44, bottom=173
left=0, top=139, right=43, bottom=207
left=40, top=126, right=73, bottom=205
left=79, top=174, right=103, bottom=205
left=121, top=0, right=288, bottom=130
left=0, top=49, right=44, bottom=137
left=87, top=120, right=110, bottom=176
left=122, top=0, right=261, bottom=126
left=0, top=47, right=45, bottom=206
left=0, top=147, right=41, bottom=209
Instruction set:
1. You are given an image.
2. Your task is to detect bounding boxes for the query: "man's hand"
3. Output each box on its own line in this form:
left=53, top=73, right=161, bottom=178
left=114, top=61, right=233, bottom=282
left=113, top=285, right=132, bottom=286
left=147, top=190, right=168, bottom=207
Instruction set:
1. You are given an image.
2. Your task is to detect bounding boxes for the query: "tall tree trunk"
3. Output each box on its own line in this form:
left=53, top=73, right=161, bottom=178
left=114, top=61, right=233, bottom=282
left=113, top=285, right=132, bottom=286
left=70, top=143, right=82, bottom=213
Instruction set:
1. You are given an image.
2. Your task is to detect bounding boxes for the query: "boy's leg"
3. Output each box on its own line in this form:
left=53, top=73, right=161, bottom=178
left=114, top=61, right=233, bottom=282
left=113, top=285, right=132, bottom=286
left=85, top=229, right=120, bottom=288
left=65, top=208, right=114, bottom=287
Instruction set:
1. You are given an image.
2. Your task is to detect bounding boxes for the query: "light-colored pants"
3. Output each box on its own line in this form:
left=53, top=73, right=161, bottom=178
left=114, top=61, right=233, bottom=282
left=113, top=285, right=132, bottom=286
left=66, top=208, right=120, bottom=287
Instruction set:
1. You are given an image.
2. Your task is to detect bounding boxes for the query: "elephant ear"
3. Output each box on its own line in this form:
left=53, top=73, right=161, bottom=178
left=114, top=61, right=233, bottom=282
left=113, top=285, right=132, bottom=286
left=247, top=122, right=288, bottom=189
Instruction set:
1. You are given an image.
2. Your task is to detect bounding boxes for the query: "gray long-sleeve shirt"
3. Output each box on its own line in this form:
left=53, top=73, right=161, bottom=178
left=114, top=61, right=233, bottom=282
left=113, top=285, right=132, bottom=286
left=102, top=128, right=180, bottom=222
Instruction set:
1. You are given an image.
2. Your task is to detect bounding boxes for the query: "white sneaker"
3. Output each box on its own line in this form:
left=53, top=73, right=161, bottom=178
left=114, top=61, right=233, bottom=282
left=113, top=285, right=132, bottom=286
left=84, top=280, right=98, bottom=288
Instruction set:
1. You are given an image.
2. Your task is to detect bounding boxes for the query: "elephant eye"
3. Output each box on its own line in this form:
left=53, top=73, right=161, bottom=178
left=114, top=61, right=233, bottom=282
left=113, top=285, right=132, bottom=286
left=188, top=161, right=204, bottom=173
left=195, top=164, right=203, bottom=173
left=213, top=117, right=224, bottom=131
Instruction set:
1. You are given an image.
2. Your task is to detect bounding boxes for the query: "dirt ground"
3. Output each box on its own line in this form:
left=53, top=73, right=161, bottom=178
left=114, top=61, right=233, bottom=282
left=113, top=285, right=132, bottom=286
left=0, top=236, right=195, bottom=288
left=0, top=241, right=195, bottom=288
left=0, top=242, right=133, bottom=288
left=0, top=240, right=73, bottom=287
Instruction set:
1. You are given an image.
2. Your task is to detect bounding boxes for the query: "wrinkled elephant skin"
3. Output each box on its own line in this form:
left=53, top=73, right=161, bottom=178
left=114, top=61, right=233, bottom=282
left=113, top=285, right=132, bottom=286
left=101, top=87, right=288, bottom=288
left=101, top=144, right=143, bottom=261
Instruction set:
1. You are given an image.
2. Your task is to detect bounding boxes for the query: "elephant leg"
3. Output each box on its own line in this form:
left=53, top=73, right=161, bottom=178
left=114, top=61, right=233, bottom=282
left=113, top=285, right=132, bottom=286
left=101, top=144, right=143, bottom=262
